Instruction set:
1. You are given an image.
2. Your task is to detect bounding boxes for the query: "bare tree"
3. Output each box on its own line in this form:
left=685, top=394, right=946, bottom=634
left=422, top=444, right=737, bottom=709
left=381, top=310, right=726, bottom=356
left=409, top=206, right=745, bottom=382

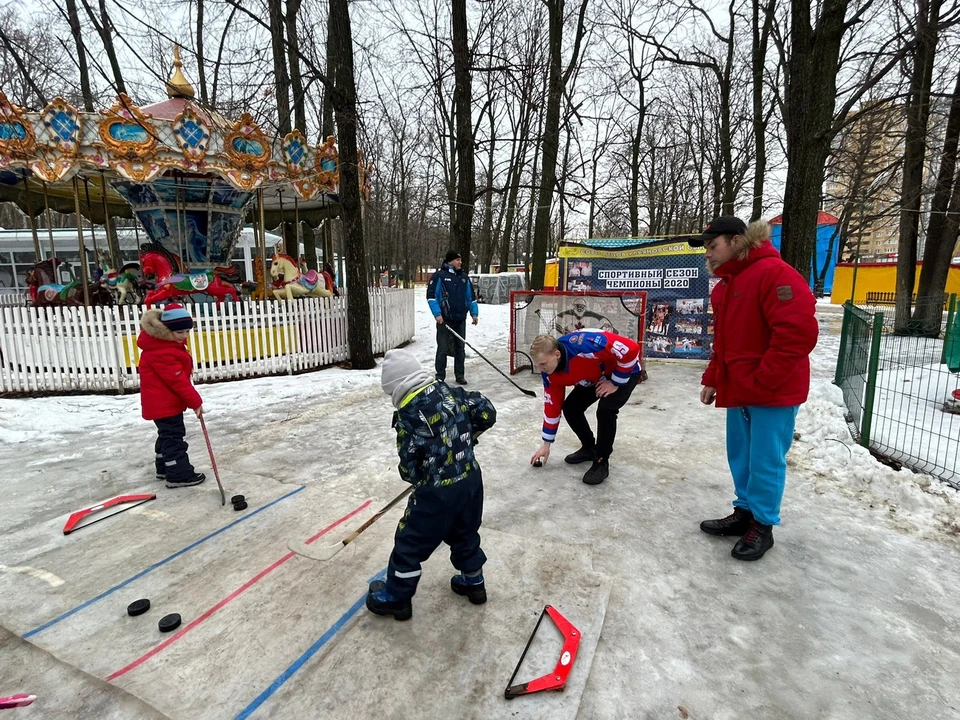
left=530, top=0, right=589, bottom=290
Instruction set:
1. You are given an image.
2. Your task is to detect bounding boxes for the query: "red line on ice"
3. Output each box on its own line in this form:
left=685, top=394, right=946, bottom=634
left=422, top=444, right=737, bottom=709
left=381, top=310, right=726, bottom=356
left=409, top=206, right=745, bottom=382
left=106, top=499, right=373, bottom=682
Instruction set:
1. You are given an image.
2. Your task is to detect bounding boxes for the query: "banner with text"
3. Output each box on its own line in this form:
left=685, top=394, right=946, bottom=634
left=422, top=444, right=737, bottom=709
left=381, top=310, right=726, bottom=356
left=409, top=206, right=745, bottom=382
left=560, top=240, right=712, bottom=361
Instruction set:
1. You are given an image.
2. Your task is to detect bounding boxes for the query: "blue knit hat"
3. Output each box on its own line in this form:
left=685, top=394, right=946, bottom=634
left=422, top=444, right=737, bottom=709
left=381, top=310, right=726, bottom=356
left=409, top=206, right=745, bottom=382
left=160, top=303, right=193, bottom=332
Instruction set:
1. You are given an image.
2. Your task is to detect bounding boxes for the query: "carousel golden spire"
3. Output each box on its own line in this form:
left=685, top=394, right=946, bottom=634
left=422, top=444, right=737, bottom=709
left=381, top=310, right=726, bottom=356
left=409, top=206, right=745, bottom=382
left=166, top=45, right=196, bottom=99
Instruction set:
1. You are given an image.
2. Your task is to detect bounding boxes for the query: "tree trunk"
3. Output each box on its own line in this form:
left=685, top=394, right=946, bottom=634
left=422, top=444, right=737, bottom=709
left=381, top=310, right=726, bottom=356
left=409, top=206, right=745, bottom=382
left=329, top=0, right=373, bottom=368
left=268, top=0, right=292, bottom=136
left=719, top=2, right=735, bottom=214
left=65, top=0, right=95, bottom=111
left=285, top=0, right=306, bottom=132
left=498, top=138, right=527, bottom=272
left=915, top=65, right=960, bottom=334
left=480, top=104, right=496, bottom=273
left=196, top=0, right=207, bottom=103
left=321, top=3, right=336, bottom=137
left=629, top=121, right=642, bottom=236
left=779, top=0, right=847, bottom=279
left=451, top=0, right=475, bottom=269
left=530, top=0, right=588, bottom=290
left=77, top=0, right=126, bottom=96
left=750, top=0, right=773, bottom=221
left=895, top=0, right=943, bottom=333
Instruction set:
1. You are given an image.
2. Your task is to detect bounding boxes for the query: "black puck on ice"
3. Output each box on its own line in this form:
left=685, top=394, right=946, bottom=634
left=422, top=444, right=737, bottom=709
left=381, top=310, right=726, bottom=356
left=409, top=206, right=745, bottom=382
left=230, top=495, right=245, bottom=504
left=233, top=500, right=248, bottom=511
left=533, top=458, right=543, bottom=467
left=127, top=599, right=150, bottom=617
left=158, top=613, right=182, bottom=633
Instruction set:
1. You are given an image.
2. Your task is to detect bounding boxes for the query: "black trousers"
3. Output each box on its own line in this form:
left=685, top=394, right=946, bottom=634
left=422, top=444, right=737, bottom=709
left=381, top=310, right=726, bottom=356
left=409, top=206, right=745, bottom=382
left=386, top=475, right=486, bottom=599
left=435, top=319, right=467, bottom=380
left=154, top=414, right=195, bottom=481
left=562, top=374, right=641, bottom=460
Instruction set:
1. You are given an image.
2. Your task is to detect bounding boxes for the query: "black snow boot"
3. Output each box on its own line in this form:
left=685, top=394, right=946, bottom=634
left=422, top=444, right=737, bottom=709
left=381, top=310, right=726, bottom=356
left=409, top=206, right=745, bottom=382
left=582, top=458, right=609, bottom=485
left=166, top=473, right=206, bottom=489
left=564, top=446, right=596, bottom=465
left=455, top=377, right=468, bottom=385
left=700, top=507, right=753, bottom=536
left=451, top=572, right=486, bottom=605
left=731, top=521, right=775, bottom=561
left=366, top=580, right=413, bottom=621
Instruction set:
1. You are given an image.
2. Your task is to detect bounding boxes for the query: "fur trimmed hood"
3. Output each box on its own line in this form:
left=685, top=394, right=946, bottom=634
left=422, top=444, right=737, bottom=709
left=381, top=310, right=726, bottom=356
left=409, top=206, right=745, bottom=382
left=729, top=220, right=771, bottom=260
left=140, top=309, right=178, bottom=342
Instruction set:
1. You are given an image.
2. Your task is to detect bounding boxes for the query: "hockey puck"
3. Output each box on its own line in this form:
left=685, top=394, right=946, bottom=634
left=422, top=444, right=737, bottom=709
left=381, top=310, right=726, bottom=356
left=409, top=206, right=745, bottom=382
left=158, top=613, right=181, bottom=633
left=533, top=458, right=543, bottom=467
left=127, top=599, right=150, bottom=617
left=233, top=500, right=248, bottom=511
left=230, top=494, right=245, bottom=504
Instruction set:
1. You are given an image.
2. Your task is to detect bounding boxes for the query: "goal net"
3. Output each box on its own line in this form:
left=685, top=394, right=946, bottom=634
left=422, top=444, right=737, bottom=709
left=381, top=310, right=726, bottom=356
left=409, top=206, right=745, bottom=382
left=510, top=291, right=647, bottom=374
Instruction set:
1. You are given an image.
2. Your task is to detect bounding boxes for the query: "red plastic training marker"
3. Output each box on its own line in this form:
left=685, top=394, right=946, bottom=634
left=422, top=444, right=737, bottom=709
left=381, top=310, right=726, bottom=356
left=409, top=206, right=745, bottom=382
left=0, top=694, right=37, bottom=709
left=504, top=605, right=581, bottom=700
left=62, top=494, right=157, bottom=535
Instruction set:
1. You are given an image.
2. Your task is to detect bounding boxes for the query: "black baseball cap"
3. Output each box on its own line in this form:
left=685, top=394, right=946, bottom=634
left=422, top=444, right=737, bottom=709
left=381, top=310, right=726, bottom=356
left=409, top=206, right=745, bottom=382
left=688, top=216, right=746, bottom=247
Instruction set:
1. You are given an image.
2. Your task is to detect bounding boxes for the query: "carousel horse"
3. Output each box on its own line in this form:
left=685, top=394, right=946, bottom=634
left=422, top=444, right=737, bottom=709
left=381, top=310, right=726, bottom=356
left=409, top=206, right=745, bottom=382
left=139, top=243, right=240, bottom=305
left=270, top=253, right=333, bottom=300
left=26, top=258, right=113, bottom=307
left=97, top=250, right=143, bottom=305
left=247, top=255, right=268, bottom=301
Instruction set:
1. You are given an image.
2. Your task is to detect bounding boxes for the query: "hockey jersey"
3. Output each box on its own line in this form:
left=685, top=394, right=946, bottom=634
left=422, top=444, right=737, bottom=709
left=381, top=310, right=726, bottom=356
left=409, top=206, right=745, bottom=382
left=540, top=331, right=641, bottom=442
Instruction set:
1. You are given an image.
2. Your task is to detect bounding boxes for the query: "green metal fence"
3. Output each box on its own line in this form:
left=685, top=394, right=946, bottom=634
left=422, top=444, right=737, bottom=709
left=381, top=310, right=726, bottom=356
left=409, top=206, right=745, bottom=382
left=835, top=295, right=959, bottom=489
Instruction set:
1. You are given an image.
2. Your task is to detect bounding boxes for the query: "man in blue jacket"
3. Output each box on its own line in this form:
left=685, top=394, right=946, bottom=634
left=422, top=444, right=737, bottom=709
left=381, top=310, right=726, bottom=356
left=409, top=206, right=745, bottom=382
left=429, top=250, right=478, bottom=384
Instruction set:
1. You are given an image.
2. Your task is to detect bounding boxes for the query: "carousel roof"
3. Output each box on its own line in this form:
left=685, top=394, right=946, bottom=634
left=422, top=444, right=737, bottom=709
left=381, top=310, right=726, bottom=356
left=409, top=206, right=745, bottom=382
left=0, top=49, right=368, bottom=228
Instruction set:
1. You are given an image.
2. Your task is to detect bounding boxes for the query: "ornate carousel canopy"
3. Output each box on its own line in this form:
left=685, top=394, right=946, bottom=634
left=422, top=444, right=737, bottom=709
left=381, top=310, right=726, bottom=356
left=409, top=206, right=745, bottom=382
left=0, top=49, right=348, bottom=240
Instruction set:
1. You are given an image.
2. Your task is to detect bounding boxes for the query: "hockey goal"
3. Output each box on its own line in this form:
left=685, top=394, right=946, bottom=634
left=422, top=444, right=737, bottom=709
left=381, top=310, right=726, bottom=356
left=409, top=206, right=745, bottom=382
left=509, top=291, right=647, bottom=374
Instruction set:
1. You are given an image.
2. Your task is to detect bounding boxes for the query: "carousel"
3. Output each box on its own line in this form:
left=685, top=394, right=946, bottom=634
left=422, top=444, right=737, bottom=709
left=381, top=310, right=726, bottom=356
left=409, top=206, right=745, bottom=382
left=0, top=51, right=405, bottom=397
left=0, top=47, right=353, bottom=307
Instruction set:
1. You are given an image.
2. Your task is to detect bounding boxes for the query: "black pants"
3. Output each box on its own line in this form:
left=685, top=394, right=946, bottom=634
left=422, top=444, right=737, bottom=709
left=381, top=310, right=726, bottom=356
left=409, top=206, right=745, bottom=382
left=562, top=373, right=641, bottom=460
left=154, top=414, right=195, bottom=481
left=435, top=319, right=467, bottom=381
left=386, top=475, right=486, bottom=599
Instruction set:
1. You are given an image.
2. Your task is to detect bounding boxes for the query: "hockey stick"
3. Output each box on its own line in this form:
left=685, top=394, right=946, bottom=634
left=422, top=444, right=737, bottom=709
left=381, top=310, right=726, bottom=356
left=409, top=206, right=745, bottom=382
left=288, top=486, right=413, bottom=561
left=444, top=325, right=537, bottom=398
left=199, top=416, right=227, bottom=506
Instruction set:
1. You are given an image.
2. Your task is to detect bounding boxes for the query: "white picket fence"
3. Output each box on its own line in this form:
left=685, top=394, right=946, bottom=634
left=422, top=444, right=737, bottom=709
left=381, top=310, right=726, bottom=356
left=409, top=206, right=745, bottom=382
left=0, top=289, right=415, bottom=395
left=0, top=291, right=28, bottom=308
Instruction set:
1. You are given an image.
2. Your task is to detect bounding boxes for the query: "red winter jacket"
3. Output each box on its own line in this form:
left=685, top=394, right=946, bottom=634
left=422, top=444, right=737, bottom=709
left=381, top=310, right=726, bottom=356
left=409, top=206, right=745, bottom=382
left=137, top=310, right=203, bottom=420
left=702, top=236, right=819, bottom=408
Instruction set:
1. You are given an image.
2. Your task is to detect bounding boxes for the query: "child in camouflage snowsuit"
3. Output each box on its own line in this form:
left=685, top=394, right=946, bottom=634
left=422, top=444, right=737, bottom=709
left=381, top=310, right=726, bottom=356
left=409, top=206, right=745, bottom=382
left=367, top=348, right=497, bottom=621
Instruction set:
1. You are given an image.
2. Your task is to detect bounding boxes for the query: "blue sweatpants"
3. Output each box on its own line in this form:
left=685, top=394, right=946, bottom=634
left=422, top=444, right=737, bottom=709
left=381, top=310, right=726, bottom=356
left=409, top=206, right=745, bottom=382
left=726, top=406, right=799, bottom=526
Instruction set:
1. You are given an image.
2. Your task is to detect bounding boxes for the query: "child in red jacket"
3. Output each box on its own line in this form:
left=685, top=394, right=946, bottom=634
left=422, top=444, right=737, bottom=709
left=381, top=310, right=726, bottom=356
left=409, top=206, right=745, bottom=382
left=138, top=303, right=206, bottom=488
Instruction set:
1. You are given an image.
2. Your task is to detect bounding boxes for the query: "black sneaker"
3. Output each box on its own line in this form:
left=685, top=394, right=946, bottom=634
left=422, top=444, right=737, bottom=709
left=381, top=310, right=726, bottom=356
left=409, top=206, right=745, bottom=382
left=731, top=521, right=775, bottom=561
left=700, top=507, right=753, bottom=536
left=366, top=580, right=413, bottom=620
left=451, top=573, right=487, bottom=605
left=564, top=446, right=595, bottom=465
left=582, top=458, right=609, bottom=485
left=455, top=377, right=468, bottom=385
left=166, top=473, right=206, bottom=489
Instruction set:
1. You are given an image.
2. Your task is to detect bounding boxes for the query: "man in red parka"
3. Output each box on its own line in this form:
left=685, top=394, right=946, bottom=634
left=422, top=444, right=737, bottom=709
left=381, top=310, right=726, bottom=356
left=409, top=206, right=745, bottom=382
left=138, top=303, right=206, bottom=488
left=692, top=216, right=818, bottom=561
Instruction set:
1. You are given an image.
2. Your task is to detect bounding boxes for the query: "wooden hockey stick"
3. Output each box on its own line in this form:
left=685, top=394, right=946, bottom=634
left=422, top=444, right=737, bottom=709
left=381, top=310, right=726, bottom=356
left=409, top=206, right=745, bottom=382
left=288, top=486, right=413, bottom=561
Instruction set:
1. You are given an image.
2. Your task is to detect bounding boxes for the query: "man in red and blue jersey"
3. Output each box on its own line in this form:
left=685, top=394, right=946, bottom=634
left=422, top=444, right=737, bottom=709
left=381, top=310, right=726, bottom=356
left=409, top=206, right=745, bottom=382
left=528, top=331, right=642, bottom=485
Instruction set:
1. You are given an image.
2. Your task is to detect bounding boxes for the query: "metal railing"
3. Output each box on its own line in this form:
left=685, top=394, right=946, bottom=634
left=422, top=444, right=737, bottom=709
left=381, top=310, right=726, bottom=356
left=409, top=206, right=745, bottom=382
left=835, top=294, right=959, bottom=489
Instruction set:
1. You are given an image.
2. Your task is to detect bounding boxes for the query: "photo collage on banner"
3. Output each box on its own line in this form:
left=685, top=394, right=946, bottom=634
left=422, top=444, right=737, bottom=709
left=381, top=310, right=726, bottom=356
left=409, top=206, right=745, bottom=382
left=559, top=239, right=712, bottom=360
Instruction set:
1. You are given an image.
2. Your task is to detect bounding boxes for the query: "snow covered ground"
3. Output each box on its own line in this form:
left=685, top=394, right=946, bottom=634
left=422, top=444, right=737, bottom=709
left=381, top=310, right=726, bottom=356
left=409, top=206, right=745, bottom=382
left=1, top=296, right=959, bottom=719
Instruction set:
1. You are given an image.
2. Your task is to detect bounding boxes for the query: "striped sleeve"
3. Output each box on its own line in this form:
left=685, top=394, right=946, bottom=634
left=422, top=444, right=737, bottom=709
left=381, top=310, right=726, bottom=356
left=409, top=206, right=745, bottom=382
left=541, top=374, right=566, bottom=443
